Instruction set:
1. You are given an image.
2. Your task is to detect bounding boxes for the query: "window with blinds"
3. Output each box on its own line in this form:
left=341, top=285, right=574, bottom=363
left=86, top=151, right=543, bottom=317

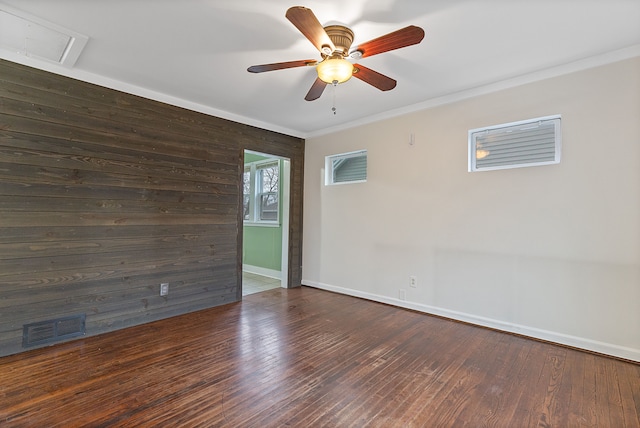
left=468, top=115, right=561, bottom=172
left=326, top=150, right=367, bottom=185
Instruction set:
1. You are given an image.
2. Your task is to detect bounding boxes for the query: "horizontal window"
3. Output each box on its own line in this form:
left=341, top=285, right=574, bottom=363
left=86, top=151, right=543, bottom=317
left=325, top=150, right=367, bottom=185
left=469, top=115, right=561, bottom=172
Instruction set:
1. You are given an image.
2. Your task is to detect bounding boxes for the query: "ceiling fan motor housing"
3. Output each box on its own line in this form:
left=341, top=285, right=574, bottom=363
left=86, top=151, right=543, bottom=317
left=323, top=25, right=354, bottom=57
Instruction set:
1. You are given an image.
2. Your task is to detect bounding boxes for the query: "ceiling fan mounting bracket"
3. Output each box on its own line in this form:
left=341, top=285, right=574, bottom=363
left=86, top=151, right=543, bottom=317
left=322, top=25, right=354, bottom=57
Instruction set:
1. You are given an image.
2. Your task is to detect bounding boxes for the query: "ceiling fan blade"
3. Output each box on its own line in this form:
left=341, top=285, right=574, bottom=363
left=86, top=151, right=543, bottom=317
left=248, top=60, right=317, bottom=73
left=352, top=64, right=397, bottom=91
left=286, top=6, right=336, bottom=54
left=352, top=25, right=425, bottom=58
left=305, top=77, right=327, bottom=101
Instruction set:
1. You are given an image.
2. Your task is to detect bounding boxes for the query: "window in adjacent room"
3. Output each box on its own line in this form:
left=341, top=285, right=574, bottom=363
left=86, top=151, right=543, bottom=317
left=325, top=150, right=367, bottom=185
left=468, top=115, right=561, bottom=172
left=243, top=160, right=279, bottom=224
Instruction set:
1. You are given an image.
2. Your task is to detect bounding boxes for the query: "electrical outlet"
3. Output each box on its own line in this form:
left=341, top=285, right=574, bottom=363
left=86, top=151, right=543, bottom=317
left=399, top=289, right=406, bottom=301
left=409, top=276, right=417, bottom=288
left=160, top=283, right=169, bottom=296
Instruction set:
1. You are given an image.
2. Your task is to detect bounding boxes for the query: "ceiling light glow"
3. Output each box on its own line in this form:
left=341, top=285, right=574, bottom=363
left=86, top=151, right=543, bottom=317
left=316, top=56, right=353, bottom=84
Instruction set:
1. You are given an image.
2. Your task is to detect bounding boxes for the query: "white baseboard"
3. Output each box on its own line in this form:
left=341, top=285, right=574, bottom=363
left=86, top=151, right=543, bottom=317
left=243, top=265, right=281, bottom=280
left=302, top=280, right=640, bottom=363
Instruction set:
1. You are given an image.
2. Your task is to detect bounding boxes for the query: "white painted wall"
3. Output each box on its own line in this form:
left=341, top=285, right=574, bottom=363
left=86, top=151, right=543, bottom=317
left=302, top=57, right=640, bottom=361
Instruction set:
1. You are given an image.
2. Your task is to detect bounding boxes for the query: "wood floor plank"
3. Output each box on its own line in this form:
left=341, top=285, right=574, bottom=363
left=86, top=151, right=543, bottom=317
left=0, top=286, right=638, bottom=427
left=622, top=362, right=640, bottom=425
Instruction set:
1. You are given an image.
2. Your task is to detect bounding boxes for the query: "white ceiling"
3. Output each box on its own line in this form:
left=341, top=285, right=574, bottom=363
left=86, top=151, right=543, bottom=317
left=1, top=0, right=639, bottom=138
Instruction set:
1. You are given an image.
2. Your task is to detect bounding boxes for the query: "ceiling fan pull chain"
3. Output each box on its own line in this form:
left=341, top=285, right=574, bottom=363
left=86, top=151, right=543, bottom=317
left=332, top=82, right=337, bottom=115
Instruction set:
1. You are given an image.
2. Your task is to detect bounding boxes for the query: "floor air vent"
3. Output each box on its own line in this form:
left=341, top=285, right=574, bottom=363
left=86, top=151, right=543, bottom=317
left=23, top=314, right=86, bottom=348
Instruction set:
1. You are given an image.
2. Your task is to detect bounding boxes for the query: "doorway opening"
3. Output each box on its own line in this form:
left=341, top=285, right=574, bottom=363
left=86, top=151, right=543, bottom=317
left=241, top=150, right=290, bottom=295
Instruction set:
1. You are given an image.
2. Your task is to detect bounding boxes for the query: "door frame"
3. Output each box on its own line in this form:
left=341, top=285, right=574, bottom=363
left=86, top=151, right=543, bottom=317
left=241, top=149, right=290, bottom=291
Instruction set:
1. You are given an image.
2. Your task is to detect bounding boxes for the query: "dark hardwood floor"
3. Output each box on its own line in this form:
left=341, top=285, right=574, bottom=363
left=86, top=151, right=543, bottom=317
left=1, top=286, right=638, bottom=427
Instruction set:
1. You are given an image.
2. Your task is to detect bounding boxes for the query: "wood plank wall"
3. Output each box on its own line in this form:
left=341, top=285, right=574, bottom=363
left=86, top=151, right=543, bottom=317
left=0, top=59, right=304, bottom=357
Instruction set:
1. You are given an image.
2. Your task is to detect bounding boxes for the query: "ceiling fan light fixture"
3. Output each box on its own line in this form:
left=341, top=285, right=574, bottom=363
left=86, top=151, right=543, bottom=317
left=316, top=56, right=353, bottom=84
left=248, top=7, right=425, bottom=101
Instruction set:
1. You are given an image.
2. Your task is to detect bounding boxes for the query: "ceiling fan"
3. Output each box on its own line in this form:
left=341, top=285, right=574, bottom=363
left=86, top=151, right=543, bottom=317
left=247, top=6, right=425, bottom=101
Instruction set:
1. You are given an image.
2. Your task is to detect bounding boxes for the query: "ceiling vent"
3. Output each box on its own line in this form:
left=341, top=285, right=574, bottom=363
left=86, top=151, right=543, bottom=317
left=468, top=115, right=561, bottom=172
left=0, top=5, right=88, bottom=67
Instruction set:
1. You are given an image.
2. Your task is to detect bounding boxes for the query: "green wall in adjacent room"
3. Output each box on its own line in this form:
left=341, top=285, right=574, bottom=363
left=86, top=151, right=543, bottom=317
left=243, top=225, right=282, bottom=271
left=243, top=152, right=283, bottom=275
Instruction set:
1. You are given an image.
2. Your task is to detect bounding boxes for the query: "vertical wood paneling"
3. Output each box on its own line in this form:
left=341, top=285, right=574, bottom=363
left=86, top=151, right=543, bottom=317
left=0, top=59, right=304, bottom=357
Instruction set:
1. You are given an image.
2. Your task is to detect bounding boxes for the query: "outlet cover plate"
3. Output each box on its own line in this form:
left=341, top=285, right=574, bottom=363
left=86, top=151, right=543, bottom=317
left=160, top=283, right=169, bottom=296
left=409, top=276, right=417, bottom=288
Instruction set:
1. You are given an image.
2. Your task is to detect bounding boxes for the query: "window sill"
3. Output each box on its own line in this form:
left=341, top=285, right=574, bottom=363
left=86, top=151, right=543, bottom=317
left=243, top=222, right=281, bottom=228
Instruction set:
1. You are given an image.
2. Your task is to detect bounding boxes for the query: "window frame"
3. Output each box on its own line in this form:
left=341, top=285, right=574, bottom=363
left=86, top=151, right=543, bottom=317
left=243, top=159, right=280, bottom=226
left=468, top=115, right=562, bottom=172
left=325, top=150, right=368, bottom=186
